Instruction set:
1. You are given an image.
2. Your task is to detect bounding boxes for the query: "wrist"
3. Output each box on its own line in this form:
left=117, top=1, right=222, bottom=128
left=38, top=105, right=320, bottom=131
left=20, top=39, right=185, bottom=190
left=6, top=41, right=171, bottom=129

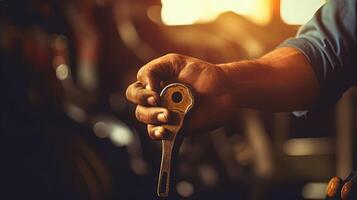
left=214, top=62, right=246, bottom=114
left=216, top=60, right=255, bottom=105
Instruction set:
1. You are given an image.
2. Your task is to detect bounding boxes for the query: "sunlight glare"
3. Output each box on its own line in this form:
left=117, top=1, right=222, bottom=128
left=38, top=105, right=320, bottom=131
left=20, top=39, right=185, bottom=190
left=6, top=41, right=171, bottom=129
left=160, top=0, right=271, bottom=26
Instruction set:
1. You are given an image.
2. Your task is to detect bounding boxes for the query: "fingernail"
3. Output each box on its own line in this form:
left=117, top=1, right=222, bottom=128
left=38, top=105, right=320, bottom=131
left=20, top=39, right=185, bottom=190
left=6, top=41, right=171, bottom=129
left=157, top=113, right=168, bottom=123
left=154, top=130, right=162, bottom=138
left=147, top=96, right=157, bottom=106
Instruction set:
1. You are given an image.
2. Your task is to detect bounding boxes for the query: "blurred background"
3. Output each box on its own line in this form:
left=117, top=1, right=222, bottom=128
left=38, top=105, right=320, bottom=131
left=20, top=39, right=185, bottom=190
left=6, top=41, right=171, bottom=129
left=1, top=0, right=356, bottom=199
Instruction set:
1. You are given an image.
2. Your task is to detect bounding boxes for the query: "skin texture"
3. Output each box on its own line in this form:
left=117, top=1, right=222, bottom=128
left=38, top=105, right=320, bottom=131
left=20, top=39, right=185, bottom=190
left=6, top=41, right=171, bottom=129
left=126, top=47, right=320, bottom=139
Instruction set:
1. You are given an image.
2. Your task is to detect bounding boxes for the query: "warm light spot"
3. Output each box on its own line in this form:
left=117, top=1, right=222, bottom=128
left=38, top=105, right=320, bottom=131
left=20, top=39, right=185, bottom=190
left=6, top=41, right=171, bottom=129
left=56, top=64, right=69, bottom=80
left=109, top=123, right=134, bottom=147
left=281, top=0, right=325, bottom=25
left=197, top=164, right=218, bottom=187
left=130, top=158, right=148, bottom=175
left=176, top=181, right=194, bottom=197
left=302, top=182, right=328, bottom=199
left=283, top=137, right=333, bottom=156
left=160, top=0, right=271, bottom=26
left=93, top=121, right=110, bottom=138
left=92, top=118, right=134, bottom=146
left=64, top=102, right=87, bottom=123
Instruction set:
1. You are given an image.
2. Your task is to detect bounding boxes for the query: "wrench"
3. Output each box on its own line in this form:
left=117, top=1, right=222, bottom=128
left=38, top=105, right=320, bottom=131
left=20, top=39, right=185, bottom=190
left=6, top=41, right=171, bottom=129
left=157, top=83, right=194, bottom=197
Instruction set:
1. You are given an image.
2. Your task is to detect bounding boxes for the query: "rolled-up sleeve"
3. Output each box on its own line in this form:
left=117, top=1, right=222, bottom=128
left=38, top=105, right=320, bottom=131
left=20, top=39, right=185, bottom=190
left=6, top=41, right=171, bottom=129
left=280, top=0, right=357, bottom=110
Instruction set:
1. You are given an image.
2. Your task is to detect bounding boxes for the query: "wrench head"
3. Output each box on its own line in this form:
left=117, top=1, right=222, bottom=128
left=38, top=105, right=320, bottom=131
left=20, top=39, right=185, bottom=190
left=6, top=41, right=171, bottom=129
left=160, top=83, right=194, bottom=114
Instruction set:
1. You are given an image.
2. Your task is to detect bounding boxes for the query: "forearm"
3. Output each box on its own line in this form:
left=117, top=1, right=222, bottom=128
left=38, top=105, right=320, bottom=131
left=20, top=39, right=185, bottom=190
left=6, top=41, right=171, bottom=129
left=218, top=47, right=320, bottom=112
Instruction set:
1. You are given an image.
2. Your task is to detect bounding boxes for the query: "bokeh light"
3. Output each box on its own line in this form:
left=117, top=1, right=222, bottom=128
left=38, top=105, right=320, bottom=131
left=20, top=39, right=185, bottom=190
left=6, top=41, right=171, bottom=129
left=281, top=0, right=325, bottom=25
left=160, top=0, right=271, bottom=26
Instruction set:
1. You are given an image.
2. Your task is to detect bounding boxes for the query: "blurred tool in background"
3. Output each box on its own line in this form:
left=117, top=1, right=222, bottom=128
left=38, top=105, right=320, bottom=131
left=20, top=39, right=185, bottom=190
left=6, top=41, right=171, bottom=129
left=1, top=0, right=355, bottom=200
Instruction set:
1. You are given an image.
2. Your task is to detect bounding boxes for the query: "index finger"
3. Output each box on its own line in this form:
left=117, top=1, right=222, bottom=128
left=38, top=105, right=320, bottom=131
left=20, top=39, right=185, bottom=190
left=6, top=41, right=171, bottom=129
left=126, top=81, right=160, bottom=106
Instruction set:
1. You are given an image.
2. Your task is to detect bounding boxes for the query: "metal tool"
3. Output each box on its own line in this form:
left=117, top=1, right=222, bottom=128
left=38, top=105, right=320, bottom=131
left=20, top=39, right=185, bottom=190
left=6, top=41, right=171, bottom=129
left=157, top=83, right=194, bottom=198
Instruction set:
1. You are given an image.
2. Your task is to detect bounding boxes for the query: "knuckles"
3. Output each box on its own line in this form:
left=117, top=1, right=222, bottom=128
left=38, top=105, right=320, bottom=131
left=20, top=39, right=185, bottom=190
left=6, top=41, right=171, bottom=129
left=163, top=53, right=184, bottom=63
left=163, top=53, right=180, bottom=59
left=125, top=83, right=133, bottom=101
left=135, top=106, right=156, bottom=123
left=136, top=53, right=187, bottom=85
left=125, top=86, right=130, bottom=100
left=135, top=91, right=147, bottom=105
left=135, top=106, right=143, bottom=122
left=136, top=67, right=145, bottom=82
left=147, top=126, right=156, bottom=140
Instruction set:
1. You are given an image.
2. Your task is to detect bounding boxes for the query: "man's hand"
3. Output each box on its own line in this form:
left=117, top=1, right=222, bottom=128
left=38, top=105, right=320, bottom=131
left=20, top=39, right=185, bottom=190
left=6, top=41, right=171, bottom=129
left=126, top=54, right=235, bottom=139
left=126, top=48, right=319, bottom=140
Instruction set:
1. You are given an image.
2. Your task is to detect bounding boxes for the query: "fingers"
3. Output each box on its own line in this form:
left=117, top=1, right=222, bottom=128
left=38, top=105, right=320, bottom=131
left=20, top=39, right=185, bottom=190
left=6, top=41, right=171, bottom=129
left=135, top=106, right=169, bottom=140
left=126, top=81, right=160, bottom=106
left=127, top=81, right=170, bottom=140
left=147, top=124, right=166, bottom=140
left=135, top=105, right=169, bottom=124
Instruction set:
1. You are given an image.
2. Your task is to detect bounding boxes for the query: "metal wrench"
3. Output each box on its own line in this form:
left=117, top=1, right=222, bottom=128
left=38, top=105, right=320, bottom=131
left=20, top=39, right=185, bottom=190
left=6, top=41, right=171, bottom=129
left=157, top=83, right=194, bottom=197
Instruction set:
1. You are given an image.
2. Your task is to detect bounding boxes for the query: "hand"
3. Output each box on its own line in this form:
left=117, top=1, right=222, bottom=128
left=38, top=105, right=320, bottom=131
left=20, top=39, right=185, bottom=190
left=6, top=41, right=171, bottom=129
left=126, top=53, right=235, bottom=139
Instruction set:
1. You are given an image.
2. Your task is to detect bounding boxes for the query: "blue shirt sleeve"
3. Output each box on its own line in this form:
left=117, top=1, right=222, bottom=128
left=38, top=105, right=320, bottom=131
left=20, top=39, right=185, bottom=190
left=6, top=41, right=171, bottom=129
left=280, top=0, right=357, bottom=111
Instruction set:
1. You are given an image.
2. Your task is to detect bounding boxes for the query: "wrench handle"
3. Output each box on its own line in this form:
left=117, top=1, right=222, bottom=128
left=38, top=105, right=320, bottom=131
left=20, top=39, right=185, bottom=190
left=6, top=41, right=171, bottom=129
left=157, top=140, right=174, bottom=197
